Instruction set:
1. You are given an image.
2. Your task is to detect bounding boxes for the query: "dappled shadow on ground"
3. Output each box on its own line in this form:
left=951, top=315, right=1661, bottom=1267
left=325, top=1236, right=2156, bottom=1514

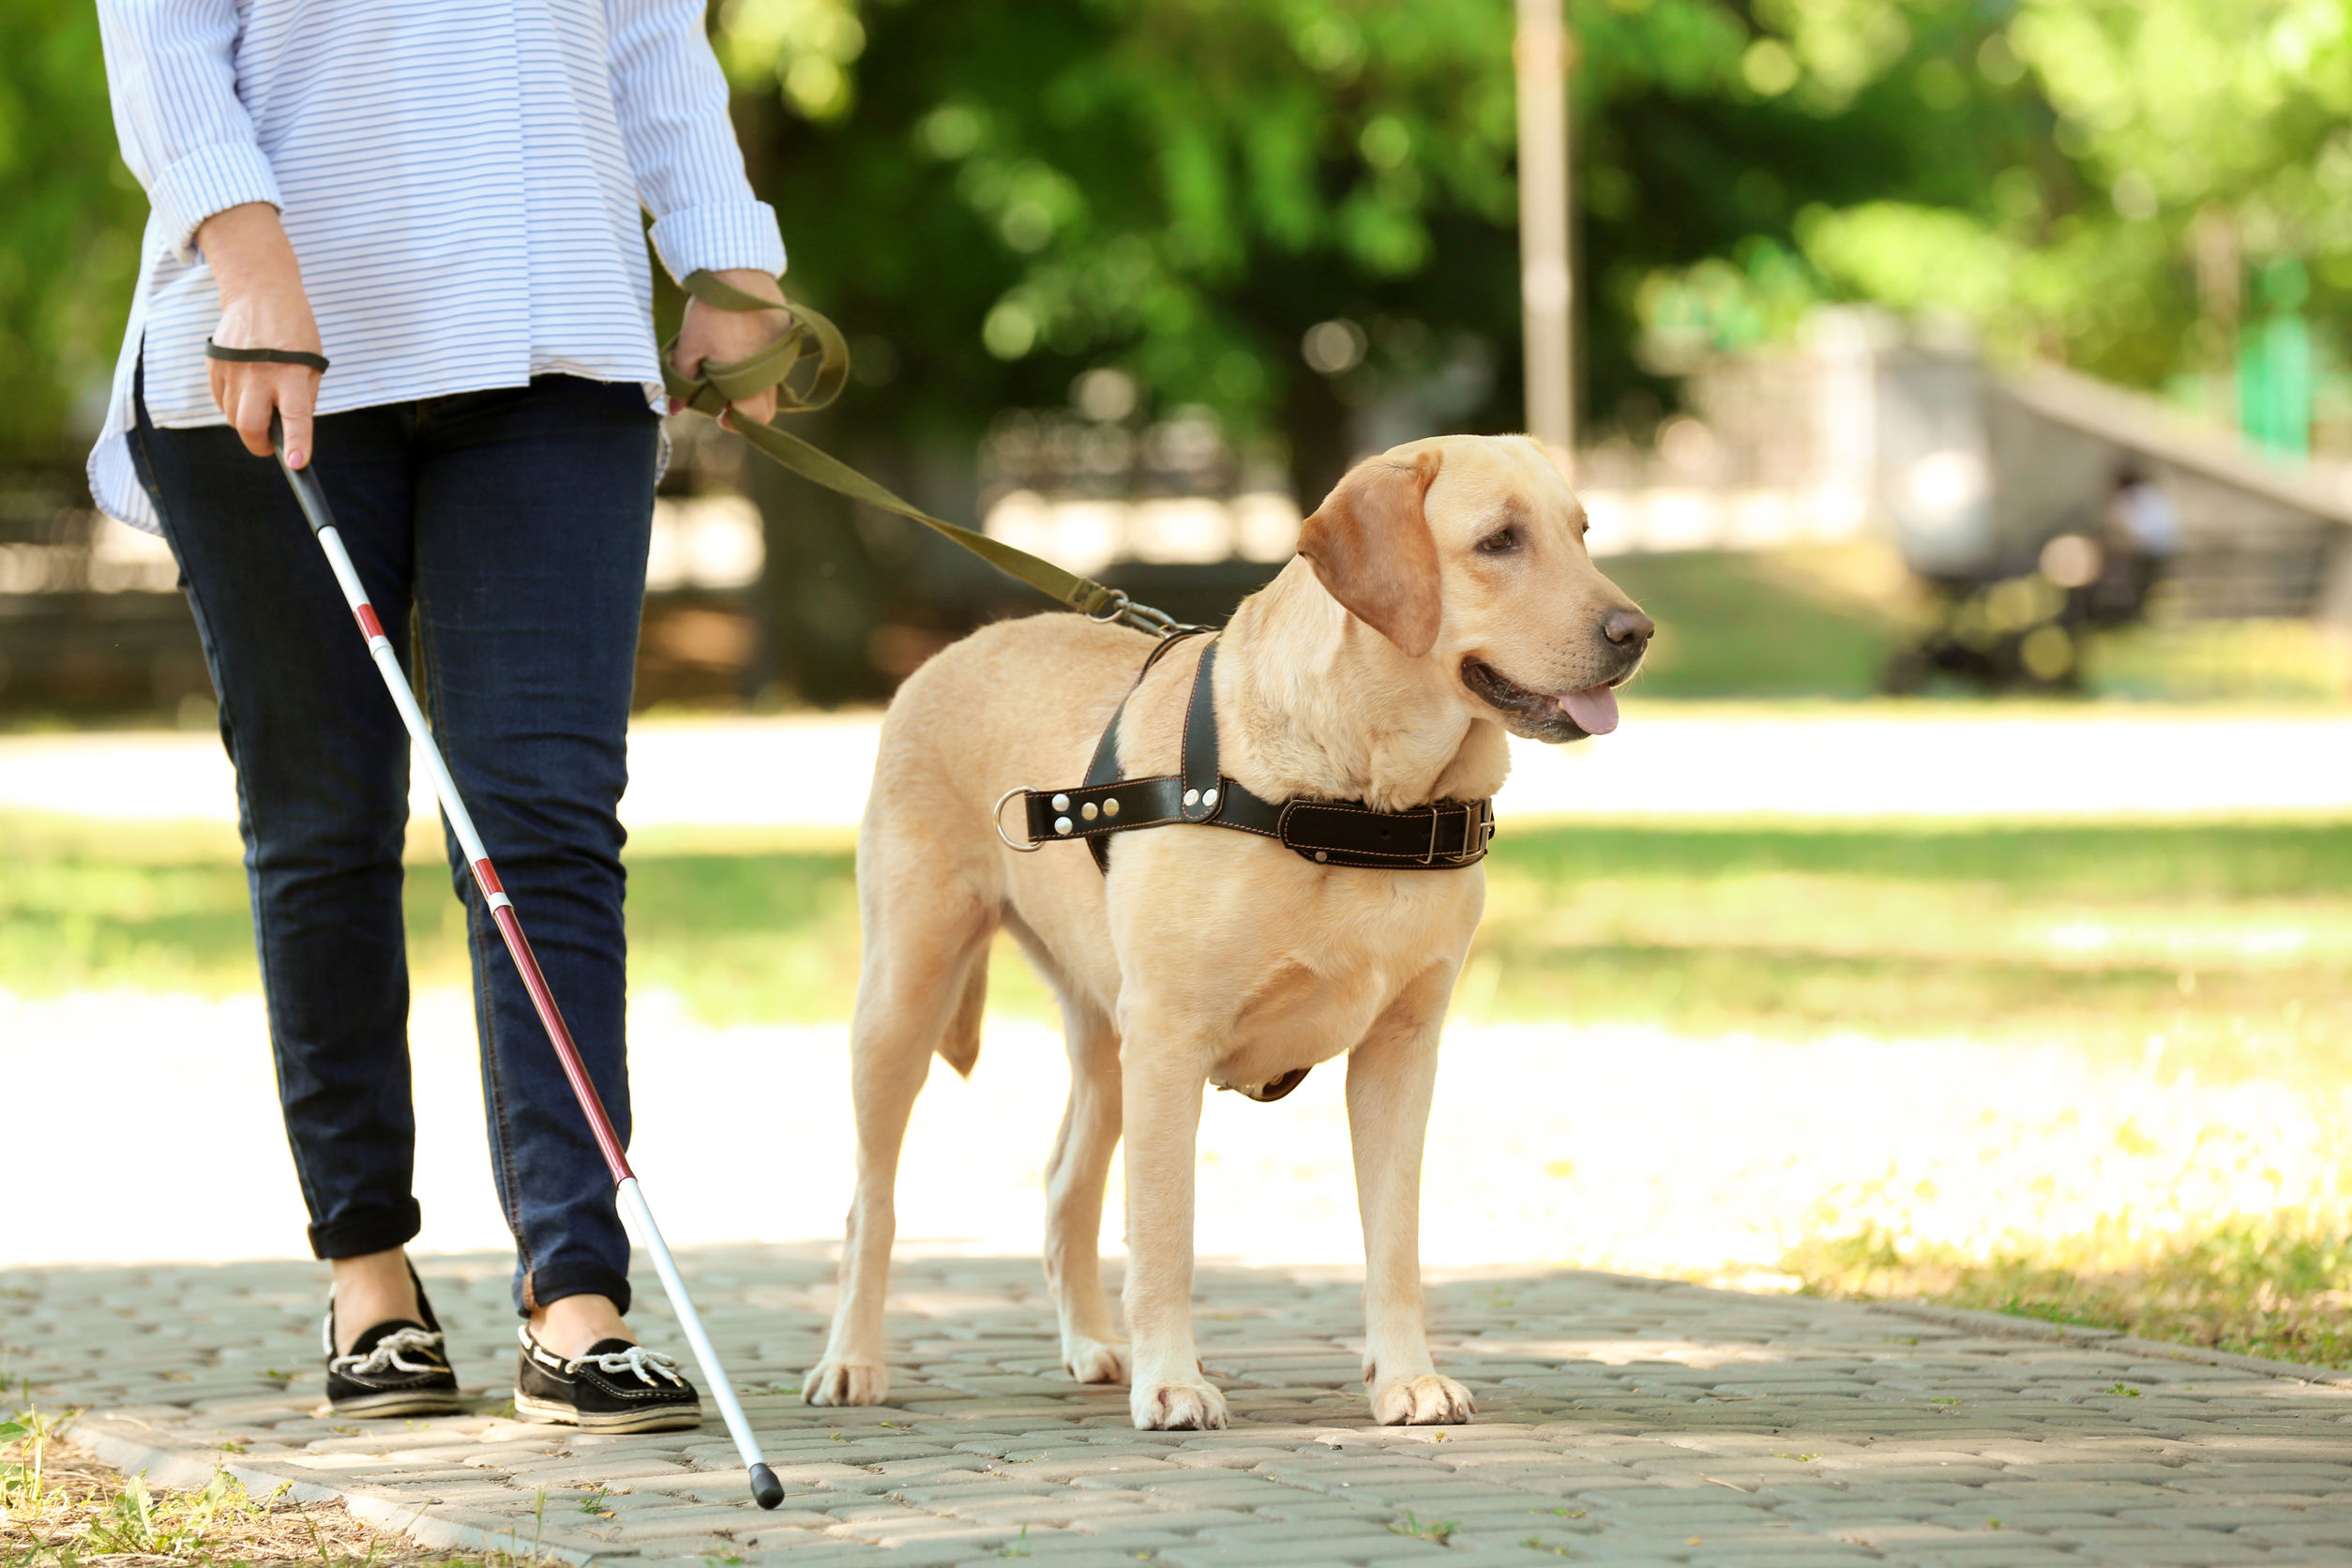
left=14, top=1249, right=2352, bottom=1566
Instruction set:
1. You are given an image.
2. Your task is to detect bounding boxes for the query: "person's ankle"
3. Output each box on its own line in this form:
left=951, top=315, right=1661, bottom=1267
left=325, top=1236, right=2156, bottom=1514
left=528, top=1294, right=632, bottom=1360
left=328, top=1248, right=422, bottom=1355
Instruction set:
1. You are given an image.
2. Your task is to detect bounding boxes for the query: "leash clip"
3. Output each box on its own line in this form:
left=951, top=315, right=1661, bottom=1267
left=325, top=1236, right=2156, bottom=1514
left=1090, top=590, right=1203, bottom=641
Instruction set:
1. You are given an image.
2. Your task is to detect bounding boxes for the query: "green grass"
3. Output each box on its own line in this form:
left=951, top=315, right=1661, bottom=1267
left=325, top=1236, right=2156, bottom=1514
left=6, top=813, right=2349, bottom=1080
left=1597, top=544, right=2351, bottom=703
left=2, top=1395, right=527, bottom=1567
left=1464, top=818, right=2352, bottom=1078
left=1787, top=1222, right=2352, bottom=1370
left=1597, top=547, right=1913, bottom=699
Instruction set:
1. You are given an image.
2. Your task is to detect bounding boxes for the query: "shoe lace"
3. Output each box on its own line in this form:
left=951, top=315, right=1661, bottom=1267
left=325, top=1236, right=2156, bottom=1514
left=329, top=1325, right=446, bottom=1378
left=566, top=1344, right=687, bottom=1388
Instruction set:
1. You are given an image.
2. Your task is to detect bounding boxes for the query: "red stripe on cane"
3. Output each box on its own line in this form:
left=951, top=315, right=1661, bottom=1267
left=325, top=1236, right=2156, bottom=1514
left=489, top=901, right=634, bottom=1183
left=474, top=859, right=504, bottom=896
left=354, top=603, right=386, bottom=641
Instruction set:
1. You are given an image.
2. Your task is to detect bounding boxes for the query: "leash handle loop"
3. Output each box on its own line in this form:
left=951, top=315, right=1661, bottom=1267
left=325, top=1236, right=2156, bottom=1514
left=663, top=269, right=1187, bottom=638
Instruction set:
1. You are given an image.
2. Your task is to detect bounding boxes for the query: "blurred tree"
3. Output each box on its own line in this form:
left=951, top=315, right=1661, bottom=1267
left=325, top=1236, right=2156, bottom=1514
left=1642, top=0, right=2352, bottom=428
left=715, top=0, right=2093, bottom=480
left=0, top=0, right=143, bottom=464
left=717, top=0, right=1530, bottom=509
left=15, top=0, right=2343, bottom=546
left=707, top=0, right=2103, bottom=701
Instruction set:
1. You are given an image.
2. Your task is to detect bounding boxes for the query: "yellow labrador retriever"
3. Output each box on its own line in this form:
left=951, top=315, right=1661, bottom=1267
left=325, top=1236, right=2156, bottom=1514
left=804, top=434, right=1651, bottom=1429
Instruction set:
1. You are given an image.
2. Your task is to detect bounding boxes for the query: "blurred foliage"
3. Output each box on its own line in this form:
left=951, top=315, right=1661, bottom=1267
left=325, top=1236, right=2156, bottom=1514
left=721, top=0, right=2094, bottom=479
left=15, top=0, right=2348, bottom=476
left=1642, top=0, right=2352, bottom=400
left=0, top=2, right=142, bottom=461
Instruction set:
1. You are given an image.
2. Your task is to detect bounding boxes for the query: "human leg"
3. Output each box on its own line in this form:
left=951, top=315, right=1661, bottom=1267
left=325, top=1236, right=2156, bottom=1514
left=408, top=376, right=657, bottom=1340
left=133, top=375, right=460, bottom=1410
left=132, top=374, right=430, bottom=1308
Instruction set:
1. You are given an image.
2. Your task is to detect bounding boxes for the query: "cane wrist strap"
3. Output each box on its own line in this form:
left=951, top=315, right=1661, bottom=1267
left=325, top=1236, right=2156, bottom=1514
left=205, top=339, right=329, bottom=372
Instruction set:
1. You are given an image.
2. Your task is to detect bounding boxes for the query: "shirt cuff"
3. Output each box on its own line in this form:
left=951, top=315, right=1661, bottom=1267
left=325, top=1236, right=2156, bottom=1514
left=648, top=200, right=789, bottom=283
left=150, top=142, right=285, bottom=264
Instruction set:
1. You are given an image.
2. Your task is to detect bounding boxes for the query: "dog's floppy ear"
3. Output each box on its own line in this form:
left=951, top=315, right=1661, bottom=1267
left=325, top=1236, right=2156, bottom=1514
left=1296, top=449, right=1443, bottom=657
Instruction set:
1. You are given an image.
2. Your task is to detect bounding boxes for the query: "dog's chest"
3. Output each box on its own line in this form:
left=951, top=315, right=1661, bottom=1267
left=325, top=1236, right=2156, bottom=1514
left=1206, top=870, right=1481, bottom=1083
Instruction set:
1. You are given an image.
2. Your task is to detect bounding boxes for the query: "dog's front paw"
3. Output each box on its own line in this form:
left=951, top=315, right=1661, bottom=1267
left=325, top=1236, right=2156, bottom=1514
left=1063, top=1334, right=1129, bottom=1385
left=1130, top=1378, right=1228, bottom=1430
left=802, top=1359, right=890, bottom=1407
left=1371, top=1373, right=1475, bottom=1425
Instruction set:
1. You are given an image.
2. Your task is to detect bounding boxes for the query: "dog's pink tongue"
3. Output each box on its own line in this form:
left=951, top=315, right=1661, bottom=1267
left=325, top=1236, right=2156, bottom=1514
left=1559, top=686, right=1620, bottom=735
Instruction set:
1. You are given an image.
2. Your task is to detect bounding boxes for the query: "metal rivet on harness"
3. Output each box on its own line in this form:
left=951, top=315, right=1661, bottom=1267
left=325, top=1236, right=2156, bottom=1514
left=1183, top=788, right=1199, bottom=807
left=1055, top=816, right=1073, bottom=835
left=1203, top=788, right=1219, bottom=807
left=1051, top=792, right=1070, bottom=811
left=1081, top=802, right=1098, bottom=821
left=1316, top=850, right=1330, bottom=863
left=1103, top=797, right=1120, bottom=817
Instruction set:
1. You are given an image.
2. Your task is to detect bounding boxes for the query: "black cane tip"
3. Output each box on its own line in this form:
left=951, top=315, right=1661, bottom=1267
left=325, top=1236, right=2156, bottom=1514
left=749, top=1462, right=783, bottom=1510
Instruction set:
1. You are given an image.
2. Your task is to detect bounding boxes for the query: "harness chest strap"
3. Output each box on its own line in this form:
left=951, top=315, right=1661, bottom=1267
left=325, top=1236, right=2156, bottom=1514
left=1013, top=635, right=1496, bottom=874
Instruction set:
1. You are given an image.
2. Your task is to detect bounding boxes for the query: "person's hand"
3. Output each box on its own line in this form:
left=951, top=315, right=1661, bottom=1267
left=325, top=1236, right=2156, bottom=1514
left=671, top=268, right=793, bottom=430
left=198, top=203, right=324, bottom=467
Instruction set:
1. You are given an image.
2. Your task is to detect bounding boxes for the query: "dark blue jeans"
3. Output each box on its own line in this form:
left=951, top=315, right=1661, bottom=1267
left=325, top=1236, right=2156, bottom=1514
left=130, top=369, right=656, bottom=1316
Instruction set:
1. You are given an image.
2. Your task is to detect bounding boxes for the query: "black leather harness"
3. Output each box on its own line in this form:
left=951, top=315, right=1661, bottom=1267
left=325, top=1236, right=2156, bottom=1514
left=1010, top=631, right=1495, bottom=874
left=996, top=631, right=1495, bottom=1104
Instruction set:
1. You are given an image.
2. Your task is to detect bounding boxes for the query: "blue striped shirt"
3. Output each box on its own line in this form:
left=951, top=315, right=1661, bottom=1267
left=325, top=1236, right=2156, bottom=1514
left=91, top=0, right=787, bottom=531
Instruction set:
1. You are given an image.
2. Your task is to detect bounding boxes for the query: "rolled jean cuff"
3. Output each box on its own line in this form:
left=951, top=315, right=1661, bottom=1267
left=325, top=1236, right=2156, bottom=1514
left=308, top=1198, right=423, bottom=1259
left=524, top=1259, right=633, bottom=1319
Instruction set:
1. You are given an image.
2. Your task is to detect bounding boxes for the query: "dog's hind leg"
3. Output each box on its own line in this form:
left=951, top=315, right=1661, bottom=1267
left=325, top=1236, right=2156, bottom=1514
left=804, top=878, right=995, bottom=1408
left=1043, top=1000, right=1127, bottom=1385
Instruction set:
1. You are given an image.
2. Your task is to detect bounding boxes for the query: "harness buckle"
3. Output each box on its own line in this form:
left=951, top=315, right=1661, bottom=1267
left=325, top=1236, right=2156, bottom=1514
left=992, top=787, right=1047, bottom=852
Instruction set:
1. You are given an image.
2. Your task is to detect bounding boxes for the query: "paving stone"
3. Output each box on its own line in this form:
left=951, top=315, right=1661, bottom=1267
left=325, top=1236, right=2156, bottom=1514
left=31, top=1247, right=2352, bottom=1565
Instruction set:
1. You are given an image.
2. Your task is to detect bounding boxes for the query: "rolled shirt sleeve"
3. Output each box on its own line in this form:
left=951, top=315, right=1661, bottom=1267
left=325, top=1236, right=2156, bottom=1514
left=97, top=0, right=285, bottom=261
left=605, top=0, right=787, bottom=280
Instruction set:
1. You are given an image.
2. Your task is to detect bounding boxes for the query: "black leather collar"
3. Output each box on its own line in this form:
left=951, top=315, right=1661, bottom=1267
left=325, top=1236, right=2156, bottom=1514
left=1014, top=632, right=1496, bottom=877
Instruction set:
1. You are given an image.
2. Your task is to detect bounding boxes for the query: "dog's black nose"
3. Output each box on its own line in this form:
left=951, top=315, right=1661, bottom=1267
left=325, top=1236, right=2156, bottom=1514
left=1603, top=608, right=1654, bottom=652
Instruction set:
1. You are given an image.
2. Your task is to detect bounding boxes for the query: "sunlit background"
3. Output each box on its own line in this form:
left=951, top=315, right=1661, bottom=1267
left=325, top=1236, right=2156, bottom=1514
left=7, top=0, right=2352, bottom=1369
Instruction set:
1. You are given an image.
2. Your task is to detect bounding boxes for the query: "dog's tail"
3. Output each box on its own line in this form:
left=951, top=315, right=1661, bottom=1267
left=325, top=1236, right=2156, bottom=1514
left=934, top=942, right=988, bottom=1079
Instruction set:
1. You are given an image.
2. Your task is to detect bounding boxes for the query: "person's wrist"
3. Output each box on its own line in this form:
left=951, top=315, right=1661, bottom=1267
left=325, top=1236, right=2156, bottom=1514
left=199, top=202, right=302, bottom=299
left=706, top=268, right=786, bottom=310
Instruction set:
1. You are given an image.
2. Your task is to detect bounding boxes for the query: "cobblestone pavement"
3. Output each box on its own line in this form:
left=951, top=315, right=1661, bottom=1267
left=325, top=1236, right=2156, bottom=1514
left=11, top=1247, right=2352, bottom=1567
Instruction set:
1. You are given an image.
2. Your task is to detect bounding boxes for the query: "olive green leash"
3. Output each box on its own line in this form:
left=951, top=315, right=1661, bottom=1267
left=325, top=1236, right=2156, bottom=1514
left=662, top=270, right=1189, bottom=638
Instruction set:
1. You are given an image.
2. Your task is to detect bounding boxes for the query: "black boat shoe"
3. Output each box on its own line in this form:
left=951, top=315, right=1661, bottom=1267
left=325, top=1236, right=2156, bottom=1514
left=514, top=1328, right=702, bottom=1432
left=324, top=1267, right=464, bottom=1418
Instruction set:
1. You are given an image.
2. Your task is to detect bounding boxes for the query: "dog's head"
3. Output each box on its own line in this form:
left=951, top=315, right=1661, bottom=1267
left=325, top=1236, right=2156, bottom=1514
left=1296, top=435, right=1651, bottom=742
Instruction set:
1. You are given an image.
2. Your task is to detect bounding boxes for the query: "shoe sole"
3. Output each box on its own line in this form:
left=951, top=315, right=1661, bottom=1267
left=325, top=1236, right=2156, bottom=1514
left=329, top=1390, right=468, bottom=1419
left=511, top=1391, right=703, bottom=1433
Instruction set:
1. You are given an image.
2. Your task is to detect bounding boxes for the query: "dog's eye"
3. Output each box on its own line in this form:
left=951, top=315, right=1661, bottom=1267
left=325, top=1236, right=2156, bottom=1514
left=1475, top=525, right=1522, bottom=555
